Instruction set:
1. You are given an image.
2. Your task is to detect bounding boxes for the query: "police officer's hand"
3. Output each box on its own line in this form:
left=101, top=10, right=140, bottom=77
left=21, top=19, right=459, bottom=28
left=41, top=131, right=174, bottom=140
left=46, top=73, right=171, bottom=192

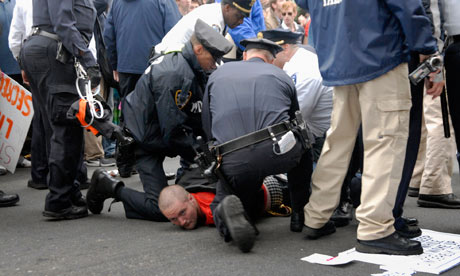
left=87, top=66, right=101, bottom=89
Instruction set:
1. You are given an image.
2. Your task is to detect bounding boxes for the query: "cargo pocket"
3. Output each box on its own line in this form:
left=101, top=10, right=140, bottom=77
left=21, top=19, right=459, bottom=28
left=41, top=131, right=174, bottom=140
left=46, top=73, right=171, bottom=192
left=377, top=99, right=411, bottom=137
left=48, top=93, right=80, bottom=126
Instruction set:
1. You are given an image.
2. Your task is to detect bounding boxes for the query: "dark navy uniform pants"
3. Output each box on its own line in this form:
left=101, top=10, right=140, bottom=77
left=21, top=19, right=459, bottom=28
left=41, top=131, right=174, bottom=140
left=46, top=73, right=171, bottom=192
left=445, top=39, right=460, bottom=157
left=211, top=138, right=312, bottom=239
left=392, top=52, right=424, bottom=230
left=21, top=35, right=86, bottom=211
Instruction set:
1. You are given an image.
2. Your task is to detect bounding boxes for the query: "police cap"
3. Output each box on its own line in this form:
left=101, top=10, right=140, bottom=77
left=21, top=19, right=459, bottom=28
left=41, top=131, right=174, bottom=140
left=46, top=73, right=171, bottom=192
left=194, top=19, right=233, bottom=63
left=240, top=37, right=284, bottom=57
left=259, top=29, right=303, bottom=45
left=230, top=0, right=255, bottom=17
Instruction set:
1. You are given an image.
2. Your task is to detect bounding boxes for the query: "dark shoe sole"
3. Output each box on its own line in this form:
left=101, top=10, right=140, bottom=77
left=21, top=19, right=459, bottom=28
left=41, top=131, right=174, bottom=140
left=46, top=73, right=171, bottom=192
left=0, top=197, right=20, bottom=207
left=356, top=242, right=423, bottom=255
left=42, top=210, right=88, bottom=220
left=86, top=169, right=105, bottom=214
left=417, top=199, right=460, bottom=209
left=221, top=195, right=256, bottom=253
left=27, top=182, right=48, bottom=190
left=305, top=221, right=336, bottom=240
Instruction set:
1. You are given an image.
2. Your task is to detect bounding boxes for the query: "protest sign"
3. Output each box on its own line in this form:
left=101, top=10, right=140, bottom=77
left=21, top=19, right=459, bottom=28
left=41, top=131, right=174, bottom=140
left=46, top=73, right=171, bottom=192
left=0, top=73, right=34, bottom=173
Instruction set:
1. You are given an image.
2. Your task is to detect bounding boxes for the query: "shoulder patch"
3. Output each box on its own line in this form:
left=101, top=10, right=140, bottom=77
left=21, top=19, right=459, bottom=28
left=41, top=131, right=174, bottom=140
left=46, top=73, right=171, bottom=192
left=291, top=73, right=297, bottom=85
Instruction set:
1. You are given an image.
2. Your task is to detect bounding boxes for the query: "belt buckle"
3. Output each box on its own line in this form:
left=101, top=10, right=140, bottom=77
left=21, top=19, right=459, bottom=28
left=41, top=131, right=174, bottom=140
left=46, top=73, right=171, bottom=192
left=32, top=27, right=39, bottom=36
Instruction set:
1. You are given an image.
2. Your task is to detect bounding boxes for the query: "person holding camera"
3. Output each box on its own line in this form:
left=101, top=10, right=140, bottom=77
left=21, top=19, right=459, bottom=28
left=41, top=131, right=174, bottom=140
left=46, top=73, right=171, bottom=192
left=295, top=0, right=439, bottom=255
left=20, top=0, right=101, bottom=220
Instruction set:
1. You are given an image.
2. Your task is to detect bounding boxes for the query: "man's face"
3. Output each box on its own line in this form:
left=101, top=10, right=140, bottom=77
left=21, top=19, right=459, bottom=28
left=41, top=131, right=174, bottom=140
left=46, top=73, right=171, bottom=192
left=195, top=46, right=218, bottom=73
left=273, top=44, right=289, bottom=69
left=281, top=7, right=296, bottom=26
left=222, top=4, right=245, bottom=29
left=272, top=0, right=286, bottom=18
left=176, top=0, right=192, bottom=14
left=162, top=196, right=199, bottom=230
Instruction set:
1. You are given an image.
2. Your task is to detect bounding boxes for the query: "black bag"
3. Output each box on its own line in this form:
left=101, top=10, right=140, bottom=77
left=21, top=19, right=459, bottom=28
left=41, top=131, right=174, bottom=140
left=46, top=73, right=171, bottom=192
left=94, top=14, right=119, bottom=90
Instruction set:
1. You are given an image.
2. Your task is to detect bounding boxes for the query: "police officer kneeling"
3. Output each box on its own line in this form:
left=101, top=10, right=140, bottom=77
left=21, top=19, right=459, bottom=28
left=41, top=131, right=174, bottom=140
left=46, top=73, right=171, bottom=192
left=202, top=38, right=313, bottom=253
left=86, top=20, right=233, bottom=222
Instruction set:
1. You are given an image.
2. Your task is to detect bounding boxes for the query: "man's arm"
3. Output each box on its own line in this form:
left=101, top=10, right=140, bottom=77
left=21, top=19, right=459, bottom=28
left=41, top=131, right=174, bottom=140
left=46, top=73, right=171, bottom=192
left=47, top=0, right=97, bottom=68
left=201, top=82, right=213, bottom=142
left=103, top=5, right=118, bottom=71
left=384, top=0, right=437, bottom=55
left=8, top=2, right=26, bottom=59
left=160, top=0, right=182, bottom=35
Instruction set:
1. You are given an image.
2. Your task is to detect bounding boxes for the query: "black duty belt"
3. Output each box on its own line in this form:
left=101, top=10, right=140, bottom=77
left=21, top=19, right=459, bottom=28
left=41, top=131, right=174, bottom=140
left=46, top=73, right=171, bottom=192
left=453, top=35, right=460, bottom=43
left=215, top=121, right=291, bottom=156
left=31, top=27, right=60, bottom=41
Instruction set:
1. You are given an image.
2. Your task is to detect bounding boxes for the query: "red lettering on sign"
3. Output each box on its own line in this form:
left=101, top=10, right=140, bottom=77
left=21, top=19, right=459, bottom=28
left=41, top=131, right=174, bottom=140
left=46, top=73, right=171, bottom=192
left=5, top=118, right=13, bottom=139
left=10, top=84, right=20, bottom=105
left=16, top=88, right=25, bottom=112
left=22, top=94, right=32, bottom=116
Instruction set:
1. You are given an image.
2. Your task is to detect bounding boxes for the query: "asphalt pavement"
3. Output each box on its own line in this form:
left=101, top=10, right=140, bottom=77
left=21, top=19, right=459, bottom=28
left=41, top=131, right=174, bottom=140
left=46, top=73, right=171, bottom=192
left=1, top=157, right=460, bottom=276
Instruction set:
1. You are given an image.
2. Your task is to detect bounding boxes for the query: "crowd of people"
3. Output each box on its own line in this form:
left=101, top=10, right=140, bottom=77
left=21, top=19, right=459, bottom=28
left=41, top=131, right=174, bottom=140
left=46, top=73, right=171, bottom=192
left=1, top=0, right=460, bottom=256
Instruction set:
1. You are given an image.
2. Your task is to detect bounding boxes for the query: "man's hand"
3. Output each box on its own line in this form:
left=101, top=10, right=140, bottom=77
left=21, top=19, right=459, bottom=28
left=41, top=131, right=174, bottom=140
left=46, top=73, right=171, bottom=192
left=21, top=70, right=30, bottom=86
left=113, top=70, right=119, bottom=82
left=425, top=71, right=445, bottom=99
left=87, top=66, right=101, bottom=89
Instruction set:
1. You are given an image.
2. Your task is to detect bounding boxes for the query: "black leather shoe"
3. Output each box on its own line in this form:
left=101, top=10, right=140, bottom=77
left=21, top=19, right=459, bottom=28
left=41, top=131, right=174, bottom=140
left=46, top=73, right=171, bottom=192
left=27, top=179, right=47, bottom=190
left=0, top=190, right=19, bottom=207
left=396, top=224, right=422, bottom=238
left=43, top=205, right=88, bottom=220
left=217, top=195, right=256, bottom=253
left=408, top=187, right=419, bottom=197
left=418, top=193, right=460, bottom=208
left=401, top=216, right=418, bottom=226
left=330, top=201, right=353, bottom=227
left=290, top=211, right=304, bottom=232
left=86, top=169, right=124, bottom=214
left=305, top=221, right=336, bottom=240
left=71, top=195, right=87, bottom=207
left=356, top=232, right=423, bottom=255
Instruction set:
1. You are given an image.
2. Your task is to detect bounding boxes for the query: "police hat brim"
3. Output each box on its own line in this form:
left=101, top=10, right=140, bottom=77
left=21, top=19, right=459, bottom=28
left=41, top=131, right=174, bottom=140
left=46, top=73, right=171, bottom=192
left=194, top=19, right=234, bottom=61
left=240, top=38, right=284, bottom=57
left=260, top=29, right=303, bottom=45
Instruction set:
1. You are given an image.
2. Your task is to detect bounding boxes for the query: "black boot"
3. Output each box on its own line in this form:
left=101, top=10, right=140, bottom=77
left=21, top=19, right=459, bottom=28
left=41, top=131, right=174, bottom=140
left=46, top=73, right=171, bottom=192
left=0, top=190, right=19, bottom=207
left=86, top=169, right=124, bottom=214
left=330, top=201, right=353, bottom=227
left=356, top=232, right=423, bottom=255
left=216, top=195, right=256, bottom=253
left=290, top=210, right=304, bottom=232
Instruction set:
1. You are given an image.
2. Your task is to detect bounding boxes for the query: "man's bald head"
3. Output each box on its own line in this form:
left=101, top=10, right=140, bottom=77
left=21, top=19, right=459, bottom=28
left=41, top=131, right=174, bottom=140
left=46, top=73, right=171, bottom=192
left=158, top=185, right=189, bottom=212
left=159, top=185, right=200, bottom=230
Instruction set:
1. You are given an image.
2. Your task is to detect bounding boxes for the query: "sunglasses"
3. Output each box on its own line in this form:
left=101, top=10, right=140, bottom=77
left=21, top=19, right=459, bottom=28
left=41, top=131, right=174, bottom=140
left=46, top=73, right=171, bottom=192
left=282, top=12, right=293, bottom=16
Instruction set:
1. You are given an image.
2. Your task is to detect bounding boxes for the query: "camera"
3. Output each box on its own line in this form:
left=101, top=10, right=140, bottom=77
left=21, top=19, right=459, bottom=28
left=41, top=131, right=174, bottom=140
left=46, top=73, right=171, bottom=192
left=409, top=55, right=443, bottom=85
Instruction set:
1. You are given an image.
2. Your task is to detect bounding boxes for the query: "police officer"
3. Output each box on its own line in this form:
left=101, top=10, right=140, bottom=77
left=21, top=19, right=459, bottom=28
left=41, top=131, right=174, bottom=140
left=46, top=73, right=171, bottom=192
left=155, top=0, right=254, bottom=54
left=86, top=20, right=234, bottom=222
left=20, top=0, right=101, bottom=220
left=202, top=38, right=313, bottom=253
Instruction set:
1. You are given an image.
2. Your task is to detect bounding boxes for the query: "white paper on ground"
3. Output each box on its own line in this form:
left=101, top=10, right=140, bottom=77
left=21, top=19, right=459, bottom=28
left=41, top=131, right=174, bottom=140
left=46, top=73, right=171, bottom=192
left=302, top=229, right=460, bottom=275
left=301, top=253, right=353, bottom=265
